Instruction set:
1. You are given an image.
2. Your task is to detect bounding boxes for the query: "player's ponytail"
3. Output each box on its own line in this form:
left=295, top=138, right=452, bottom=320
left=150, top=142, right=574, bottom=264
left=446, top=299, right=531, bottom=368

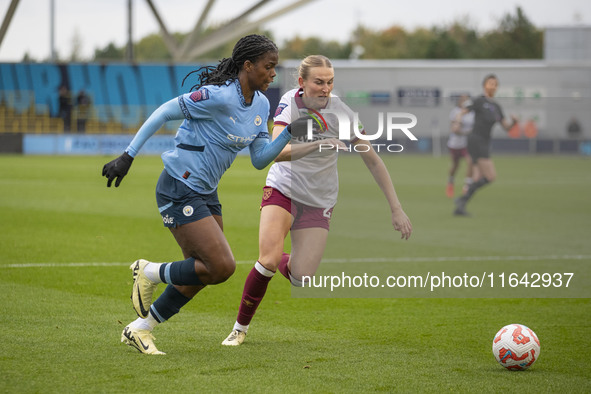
left=183, top=34, right=278, bottom=91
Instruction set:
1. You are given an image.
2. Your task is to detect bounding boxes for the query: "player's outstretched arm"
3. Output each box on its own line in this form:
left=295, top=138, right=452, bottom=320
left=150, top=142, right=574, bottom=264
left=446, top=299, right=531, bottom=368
left=249, top=125, right=292, bottom=170
left=101, top=98, right=184, bottom=187
left=271, top=126, right=348, bottom=163
left=270, top=124, right=316, bottom=162
left=251, top=118, right=347, bottom=167
left=354, top=139, right=412, bottom=240
left=501, top=115, right=519, bottom=131
left=102, top=152, right=134, bottom=187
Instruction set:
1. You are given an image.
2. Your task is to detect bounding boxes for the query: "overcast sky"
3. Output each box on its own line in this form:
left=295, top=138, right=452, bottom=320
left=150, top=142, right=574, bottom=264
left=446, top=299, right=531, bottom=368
left=0, top=0, right=589, bottom=61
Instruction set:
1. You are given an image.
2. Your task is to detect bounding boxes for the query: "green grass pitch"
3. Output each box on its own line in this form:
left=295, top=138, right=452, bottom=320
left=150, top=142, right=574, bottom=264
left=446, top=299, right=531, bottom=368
left=0, top=153, right=590, bottom=392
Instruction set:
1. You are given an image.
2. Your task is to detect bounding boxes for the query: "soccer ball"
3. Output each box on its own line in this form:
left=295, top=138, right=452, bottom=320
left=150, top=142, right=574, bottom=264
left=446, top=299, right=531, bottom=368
left=492, top=324, right=540, bottom=370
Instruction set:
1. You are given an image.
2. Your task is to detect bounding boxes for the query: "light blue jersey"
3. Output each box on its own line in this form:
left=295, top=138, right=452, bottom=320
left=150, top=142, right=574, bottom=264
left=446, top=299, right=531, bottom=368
left=164, top=80, right=269, bottom=193
left=126, top=79, right=291, bottom=195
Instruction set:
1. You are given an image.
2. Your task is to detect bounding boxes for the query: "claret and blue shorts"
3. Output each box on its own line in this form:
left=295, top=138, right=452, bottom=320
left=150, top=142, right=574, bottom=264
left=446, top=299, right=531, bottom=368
left=260, top=186, right=333, bottom=231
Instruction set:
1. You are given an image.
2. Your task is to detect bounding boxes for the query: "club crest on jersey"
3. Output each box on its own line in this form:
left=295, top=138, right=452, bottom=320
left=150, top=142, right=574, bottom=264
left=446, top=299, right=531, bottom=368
left=263, top=187, right=272, bottom=200
left=275, top=103, right=288, bottom=117
left=254, top=115, right=263, bottom=126
left=183, top=205, right=194, bottom=217
left=190, top=88, right=210, bottom=102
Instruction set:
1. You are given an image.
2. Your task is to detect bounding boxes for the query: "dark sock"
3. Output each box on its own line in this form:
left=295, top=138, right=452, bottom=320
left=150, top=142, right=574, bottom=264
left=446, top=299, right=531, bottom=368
left=463, top=177, right=490, bottom=202
left=159, top=257, right=204, bottom=286
left=236, top=263, right=273, bottom=326
left=150, top=284, right=191, bottom=323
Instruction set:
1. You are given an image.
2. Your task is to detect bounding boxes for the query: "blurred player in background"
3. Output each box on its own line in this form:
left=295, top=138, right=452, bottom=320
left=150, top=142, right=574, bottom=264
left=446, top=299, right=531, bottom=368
left=446, top=94, right=475, bottom=197
left=222, top=55, right=412, bottom=346
left=453, top=74, right=518, bottom=216
left=102, top=35, right=302, bottom=355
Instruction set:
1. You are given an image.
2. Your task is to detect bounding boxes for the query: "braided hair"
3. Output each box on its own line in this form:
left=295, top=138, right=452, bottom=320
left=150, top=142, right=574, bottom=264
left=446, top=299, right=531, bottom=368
left=183, top=34, right=278, bottom=91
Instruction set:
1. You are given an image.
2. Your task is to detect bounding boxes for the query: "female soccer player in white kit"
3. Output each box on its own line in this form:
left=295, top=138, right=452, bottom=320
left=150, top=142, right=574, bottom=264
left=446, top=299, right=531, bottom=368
left=222, top=55, right=412, bottom=346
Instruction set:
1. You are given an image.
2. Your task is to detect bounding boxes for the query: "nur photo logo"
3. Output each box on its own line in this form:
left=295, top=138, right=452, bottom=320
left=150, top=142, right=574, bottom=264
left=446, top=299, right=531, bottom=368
left=301, top=108, right=419, bottom=153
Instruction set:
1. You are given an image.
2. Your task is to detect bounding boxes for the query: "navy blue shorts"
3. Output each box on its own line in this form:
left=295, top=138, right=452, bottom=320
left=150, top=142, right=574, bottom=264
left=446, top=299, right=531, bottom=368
left=155, top=169, right=222, bottom=228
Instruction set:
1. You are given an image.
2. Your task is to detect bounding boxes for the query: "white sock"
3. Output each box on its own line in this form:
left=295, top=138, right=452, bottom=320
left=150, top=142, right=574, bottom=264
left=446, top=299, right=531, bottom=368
left=144, top=262, right=163, bottom=283
left=233, top=321, right=249, bottom=333
left=254, top=261, right=275, bottom=278
left=129, top=312, right=160, bottom=331
left=465, top=177, right=473, bottom=185
left=289, top=272, right=303, bottom=287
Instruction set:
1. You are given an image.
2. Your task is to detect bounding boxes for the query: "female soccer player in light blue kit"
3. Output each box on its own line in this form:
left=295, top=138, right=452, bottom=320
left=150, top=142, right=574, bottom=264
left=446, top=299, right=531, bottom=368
left=102, top=35, right=299, bottom=355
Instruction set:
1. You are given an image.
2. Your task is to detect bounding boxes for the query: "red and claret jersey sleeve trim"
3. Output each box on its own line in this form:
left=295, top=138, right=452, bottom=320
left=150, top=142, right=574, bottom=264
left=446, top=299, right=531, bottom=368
left=274, top=121, right=288, bottom=127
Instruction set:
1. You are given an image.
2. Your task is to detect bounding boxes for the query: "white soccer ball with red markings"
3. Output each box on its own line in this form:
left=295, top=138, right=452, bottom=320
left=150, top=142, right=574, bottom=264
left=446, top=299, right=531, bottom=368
left=492, top=324, right=540, bottom=370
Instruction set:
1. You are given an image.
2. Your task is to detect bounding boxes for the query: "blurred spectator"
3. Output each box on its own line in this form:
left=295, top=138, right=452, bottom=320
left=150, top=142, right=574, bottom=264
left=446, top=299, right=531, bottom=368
left=58, top=85, right=72, bottom=132
left=567, top=117, right=582, bottom=138
left=76, top=90, right=91, bottom=133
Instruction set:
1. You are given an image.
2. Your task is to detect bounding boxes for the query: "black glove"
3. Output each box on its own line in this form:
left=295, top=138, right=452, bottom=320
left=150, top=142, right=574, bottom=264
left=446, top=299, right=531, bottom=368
left=102, top=152, right=134, bottom=187
left=287, top=115, right=325, bottom=138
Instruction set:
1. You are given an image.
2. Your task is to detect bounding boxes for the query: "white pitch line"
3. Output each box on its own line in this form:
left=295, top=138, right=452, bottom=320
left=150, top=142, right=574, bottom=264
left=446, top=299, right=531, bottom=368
left=4, top=254, right=590, bottom=268
left=4, top=262, right=133, bottom=268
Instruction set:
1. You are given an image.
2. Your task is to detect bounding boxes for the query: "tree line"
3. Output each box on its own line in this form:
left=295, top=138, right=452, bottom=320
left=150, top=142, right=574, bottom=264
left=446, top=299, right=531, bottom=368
left=279, top=7, right=542, bottom=60
left=42, top=6, right=544, bottom=62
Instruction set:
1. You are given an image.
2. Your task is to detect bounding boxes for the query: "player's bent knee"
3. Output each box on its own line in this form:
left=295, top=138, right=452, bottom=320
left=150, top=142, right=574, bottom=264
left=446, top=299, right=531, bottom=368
left=209, top=257, right=236, bottom=284
left=258, top=252, right=283, bottom=271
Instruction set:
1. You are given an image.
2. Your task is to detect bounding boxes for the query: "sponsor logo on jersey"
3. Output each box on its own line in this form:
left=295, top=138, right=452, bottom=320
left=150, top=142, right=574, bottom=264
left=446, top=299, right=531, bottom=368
left=183, top=205, right=194, bottom=217
left=274, top=103, right=288, bottom=117
left=227, top=133, right=258, bottom=144
left=189, top=88, right=210, bottom=102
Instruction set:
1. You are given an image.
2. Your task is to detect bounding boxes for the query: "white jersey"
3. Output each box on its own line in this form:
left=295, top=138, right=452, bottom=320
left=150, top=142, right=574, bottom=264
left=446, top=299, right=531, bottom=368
left=266, top=88, right=362, bottom=208
left=448, top=106, right=474, bottom=149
